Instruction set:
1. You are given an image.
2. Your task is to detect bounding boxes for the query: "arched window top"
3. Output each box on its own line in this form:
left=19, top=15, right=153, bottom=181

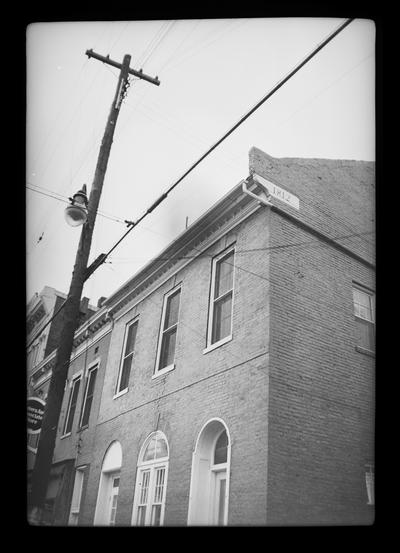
left=140, top=432, right=169, bottom=464
left=102, top=441, right=122, bottom=472
left=213, top=430, right=228, bottom=465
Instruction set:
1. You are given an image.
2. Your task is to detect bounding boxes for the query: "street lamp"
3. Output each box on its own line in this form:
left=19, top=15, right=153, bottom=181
left=28, top=51, right=159, bottom=526
left=65, top=185, right=88, bottom=226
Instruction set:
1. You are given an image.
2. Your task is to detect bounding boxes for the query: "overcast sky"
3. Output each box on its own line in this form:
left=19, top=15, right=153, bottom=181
left=26, top=18, right=375, bottom=306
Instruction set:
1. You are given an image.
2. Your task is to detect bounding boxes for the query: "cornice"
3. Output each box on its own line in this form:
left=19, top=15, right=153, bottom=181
left=72, top=310, right=110, bottom=349
left=106, top=182, right=256, bottom=317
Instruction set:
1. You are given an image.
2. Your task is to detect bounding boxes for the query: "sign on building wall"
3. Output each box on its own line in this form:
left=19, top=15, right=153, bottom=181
left=27, top=397, right=46, bottom=433
left=252, top=172, right=300, bottom=210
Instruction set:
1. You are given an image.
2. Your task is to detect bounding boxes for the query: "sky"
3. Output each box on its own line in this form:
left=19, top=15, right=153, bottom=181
left=26, top=18, right=375, bottom=307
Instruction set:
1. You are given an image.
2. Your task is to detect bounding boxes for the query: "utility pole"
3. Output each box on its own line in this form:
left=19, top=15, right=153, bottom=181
left=28, top=51, right=160, bottom=524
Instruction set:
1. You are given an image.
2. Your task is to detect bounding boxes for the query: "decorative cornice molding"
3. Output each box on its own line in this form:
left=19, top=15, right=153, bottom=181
left=107, top=185, right=256, bottom=317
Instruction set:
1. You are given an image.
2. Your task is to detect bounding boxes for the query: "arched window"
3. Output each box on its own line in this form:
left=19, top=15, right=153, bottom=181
left=131, top=431, right=169, bottom=526
left=94, top=441, right=122, bottom=526
left=187, top=419, right=231, bottom=526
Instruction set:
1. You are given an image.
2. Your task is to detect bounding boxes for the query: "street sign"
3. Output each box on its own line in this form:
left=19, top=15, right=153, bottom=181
left=27, top=397, right=46, bottom=434
left=252, top=172, right=300, bottom=210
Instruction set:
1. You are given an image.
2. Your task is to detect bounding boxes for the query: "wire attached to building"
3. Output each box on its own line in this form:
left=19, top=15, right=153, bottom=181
left=87, top=18, right=355, bottom=276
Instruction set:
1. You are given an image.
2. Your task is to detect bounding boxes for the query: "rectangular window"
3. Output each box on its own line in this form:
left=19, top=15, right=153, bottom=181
left=116, top=319, right=138, bottom=394
left=63, top=376, right=81, bottom=435
left=208, top=247, right=235, bottom=346
left=155, top=287, right=181, bottom=374
left=80, top=366, right=98, bottom=428
left=68, top=468, right=85, bottom=525
left=352, top=285, right=375, bottom=352
left=365, top=465, right=374, bottom=505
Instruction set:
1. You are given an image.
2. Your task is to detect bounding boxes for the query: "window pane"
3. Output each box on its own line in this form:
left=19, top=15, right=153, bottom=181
left=143, top=438, right=156, bottom=462
left=356, top=318, right=375, bottom=351
left=153, top=468, right=166, bottom=501
left=119, top=353, right=133, bottom=392
left=353, top=289, right=373, bottom=321
left=212, top=294, right=232, bottom=343
left=215, top=252, right=234, bottom=298
left=214, top=431, right=228, bottom=464
left=65, top=379, right=81, bottom=434
left=81, top=369, right=97, bottom=427
left=159, top=328, right=177, bottom=369
left=218, top=478, right=226, bottom=525
left=125, top=322, right=138, bottom=355
left=151, top=504, right=162, bottom=526
left=137, top=506, right=146, bottom=526
left=164, top=290, right=180, bottom=330
left=155, top=439, right=168, bottom=459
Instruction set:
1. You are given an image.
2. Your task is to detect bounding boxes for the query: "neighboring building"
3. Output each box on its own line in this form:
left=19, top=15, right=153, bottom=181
left=37, top=147, right=375, bottom=526
left=27, top=287, right=98, bottom=498
left=40, top=302, right=112, bottom=526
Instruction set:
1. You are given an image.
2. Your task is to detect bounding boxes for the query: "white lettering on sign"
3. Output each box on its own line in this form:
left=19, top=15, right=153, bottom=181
left=253, top=173, right=300, bottom=210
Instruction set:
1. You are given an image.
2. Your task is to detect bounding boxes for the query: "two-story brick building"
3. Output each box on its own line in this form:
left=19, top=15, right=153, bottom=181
left=40, top=147, right=375, bottom=526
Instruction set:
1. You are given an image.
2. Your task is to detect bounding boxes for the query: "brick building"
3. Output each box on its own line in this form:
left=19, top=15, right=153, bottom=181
left=39, top=147, right=375, bottom=526
left=26, top=286, right=99, bottom=519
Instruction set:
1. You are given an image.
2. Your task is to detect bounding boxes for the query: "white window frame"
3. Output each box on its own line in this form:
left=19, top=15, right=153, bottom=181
left=62, top=374, right=82, bottom=437
left=79, top=362, right=98, bottom=428
left=365, top=464, right=375, bottom=505
left=68, top=467, right=85, bottom=525
left=352, top=283, right=375, bottom=352
left=114, top=317, right=139, bottom=397
left=205, top=245, right=235, bottom=352
left=153, top=285, right=182, bottom=378
left=131, top=432, right=169, bottom=526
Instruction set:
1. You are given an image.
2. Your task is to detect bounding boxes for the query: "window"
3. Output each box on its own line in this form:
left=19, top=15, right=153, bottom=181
left=68, top=468, right=85, bottom=525
left=208, top=247, right=235, bottom=347
left=80, top=365, right=98, bottom=428
left=27, top=431, right=40, bottom=452
left=63, top=376, right=81, bottom=435
left=116, top=319, right=138, bottom=394
left=365, top=465, right=374, bottom=505
left=155, top=287, right=181, bottom=375
left=94, top=441, right=123, bottom=526
left=352, top=285, right=375, bottom=352
left=132, top=432, right=169, bottom=526
left=188, top=419, right=230, bottom=526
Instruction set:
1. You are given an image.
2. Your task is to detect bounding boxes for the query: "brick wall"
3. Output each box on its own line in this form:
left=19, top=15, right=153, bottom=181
left=82, top=207, right=272, bottom=526
left=266, top=210, right=375, bottom=525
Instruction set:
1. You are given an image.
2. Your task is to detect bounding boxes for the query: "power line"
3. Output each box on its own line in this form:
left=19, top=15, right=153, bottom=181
left=26, top=183, right=127, bottom=225
left=88, top=18, right=354, bottom=273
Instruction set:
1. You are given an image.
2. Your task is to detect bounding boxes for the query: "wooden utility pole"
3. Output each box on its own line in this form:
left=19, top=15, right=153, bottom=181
left=28, top=52, right=160, bottom=524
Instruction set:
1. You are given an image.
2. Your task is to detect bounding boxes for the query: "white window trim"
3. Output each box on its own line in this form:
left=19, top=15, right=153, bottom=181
left=206, top=245, right=235, bottom=349
left=61, top=373, right=82, bottom=438
left=131, top=432, right=170, bottom=526
left=79, top=361, right=99, bottom=428
left=203, top=334, right=232, bottom=354
left=365, top=464, right=374, bottom=505
left=68, top=467, right=85, bottom=525
left=152, top=363, right=175, bottom=379
left=352, top=283, right=375, bottom=322
left=352, top=283, right=375, bottom=352
left=154, top=285, right=182, bottom=377
left=113, top=387, right=129, bottom=400
left=115, top=317, right=139, bottom=396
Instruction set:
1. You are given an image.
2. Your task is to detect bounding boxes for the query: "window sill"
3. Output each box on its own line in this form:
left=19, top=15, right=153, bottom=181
left=113, top=388, right=129, bottom=400
left=60, top=432, right=72, bottom=440
left=203, top=334, right=232, bottom=354
left=355, top=346, right=375, bottom=358
left=152, top=363, right=175, bottom=379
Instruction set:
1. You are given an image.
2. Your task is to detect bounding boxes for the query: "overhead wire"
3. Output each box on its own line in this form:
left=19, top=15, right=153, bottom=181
left=91, top=18, right=355, bottom=271
left=28, top=18, right=369, bottom=330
